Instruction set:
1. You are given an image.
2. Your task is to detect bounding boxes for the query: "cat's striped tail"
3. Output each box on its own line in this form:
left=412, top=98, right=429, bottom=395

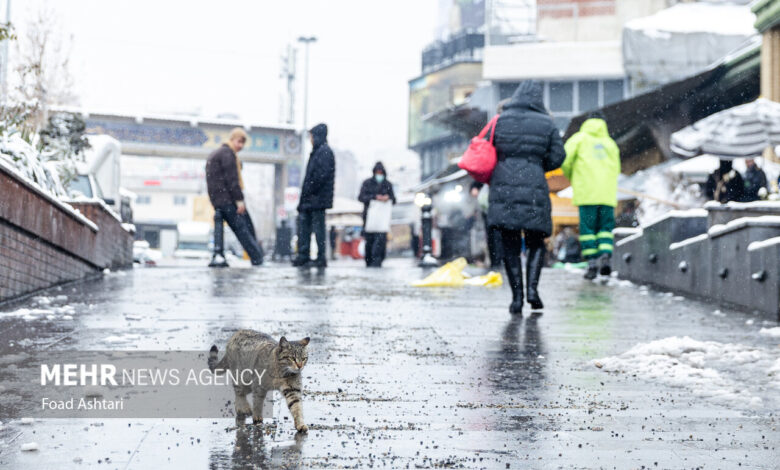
left=208, top=345, right=228, bottom=372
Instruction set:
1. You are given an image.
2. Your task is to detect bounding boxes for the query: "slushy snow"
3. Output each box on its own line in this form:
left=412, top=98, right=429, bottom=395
left=594, top=336, right=778, bottom=409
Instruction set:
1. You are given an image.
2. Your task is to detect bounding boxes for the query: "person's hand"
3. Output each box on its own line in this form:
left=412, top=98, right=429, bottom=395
left=376, top=194, right=388, bottom=202
left=236, top=200, right=247, bottom=214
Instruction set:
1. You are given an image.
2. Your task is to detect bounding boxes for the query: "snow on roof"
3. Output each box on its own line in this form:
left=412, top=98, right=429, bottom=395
left=616, top=229, right=644, bottom=247
left=642, top=208, right=709, bottom=229
left=624, top=3, right=756, bottom=36
left=747, top=236, right=780, bottom=252
left=669, top=233, right=710, bottom=251
left=708, top=215, right=780, bottom=237
left=704, top=200, right=780, bottom=211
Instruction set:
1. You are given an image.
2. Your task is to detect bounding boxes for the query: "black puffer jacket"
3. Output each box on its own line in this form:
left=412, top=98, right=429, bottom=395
left=298, top=124, right=335, bottom=211
left=487, top=81, right=565, bottom=236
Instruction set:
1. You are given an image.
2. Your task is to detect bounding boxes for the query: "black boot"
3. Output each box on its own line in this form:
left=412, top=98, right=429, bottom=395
left=526, top=245, right=545, bottom=310
left=584, top=259, right=598, bottom=280
left=504, top=257, right=524, bottom=315
left=598, top=254, right=612, bottom=276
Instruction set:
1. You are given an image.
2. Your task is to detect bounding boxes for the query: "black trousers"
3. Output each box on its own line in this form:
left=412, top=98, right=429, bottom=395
left=297, top=209, right=326, bottom=261
left=364, top=232, right=387, bottom=267
left=213, top=204, right=264, bottom=265
left=500, top=229, right=545, bottom=262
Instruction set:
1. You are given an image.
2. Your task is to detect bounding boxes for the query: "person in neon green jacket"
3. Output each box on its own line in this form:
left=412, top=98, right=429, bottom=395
left=562, top=116, right=620, bottom=280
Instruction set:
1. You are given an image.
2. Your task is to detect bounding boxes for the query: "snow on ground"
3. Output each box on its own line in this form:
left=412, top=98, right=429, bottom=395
left=594, top=336, right=778, bottom=409
left=0, top=295, right=78, bottom=322
left=759, top=327, right=780, bottom=338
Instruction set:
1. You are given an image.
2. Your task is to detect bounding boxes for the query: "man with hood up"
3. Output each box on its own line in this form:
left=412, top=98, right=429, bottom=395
left=293, top=123, right=335, bottom=268
left=358, top=162, right=396, bottom=267
left=562, top=113, right=621, bottom=280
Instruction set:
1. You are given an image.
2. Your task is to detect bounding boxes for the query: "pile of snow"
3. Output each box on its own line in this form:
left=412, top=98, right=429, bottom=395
left=594, top=336, right=778, bottom=409
left=0, top=296, right=78, bottom=322
left=759, top=327, right=780, bottom=338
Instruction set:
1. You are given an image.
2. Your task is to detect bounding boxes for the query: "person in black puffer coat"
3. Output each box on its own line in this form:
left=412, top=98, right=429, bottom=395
left=294, top=123, right=335, bottom=268
left=488, top=81, right=566, bottom=315
left=358, top=161, right=396, bottom=267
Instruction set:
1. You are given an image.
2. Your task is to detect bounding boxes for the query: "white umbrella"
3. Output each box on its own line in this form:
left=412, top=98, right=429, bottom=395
left=671, top=98, right=780, bottom=159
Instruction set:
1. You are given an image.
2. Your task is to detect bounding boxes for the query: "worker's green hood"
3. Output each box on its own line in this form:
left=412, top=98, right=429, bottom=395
left=580, top=118, right=609, bottom=138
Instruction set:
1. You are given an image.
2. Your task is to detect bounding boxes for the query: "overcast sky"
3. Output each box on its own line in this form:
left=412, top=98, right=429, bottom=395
left=7, top=0, right=439, bottom=171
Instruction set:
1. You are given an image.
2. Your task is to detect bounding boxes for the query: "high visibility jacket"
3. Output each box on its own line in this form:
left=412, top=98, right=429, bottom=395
left=562, top=118, right=621, bottom=207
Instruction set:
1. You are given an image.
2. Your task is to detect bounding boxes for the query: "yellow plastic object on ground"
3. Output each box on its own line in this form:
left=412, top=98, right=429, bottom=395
left=412, top=257, right=503, bottom=287
left=463, top=270, right=503, bottom=287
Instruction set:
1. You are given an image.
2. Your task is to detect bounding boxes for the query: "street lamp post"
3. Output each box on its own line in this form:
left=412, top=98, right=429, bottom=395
left=297, top=36, right=317, bottom=167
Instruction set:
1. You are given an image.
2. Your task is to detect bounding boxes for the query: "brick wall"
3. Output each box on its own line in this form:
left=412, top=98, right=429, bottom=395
left=69, top=202, right=134, bottom=270
left=0, top=221, right=97, bottom=300
left=0, top=166, right=134, bottom=302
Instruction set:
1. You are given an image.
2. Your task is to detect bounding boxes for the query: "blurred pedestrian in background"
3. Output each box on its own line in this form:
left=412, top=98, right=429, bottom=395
left=470, top=181, right=502, bottom=269
left=358, top=162, right=396, bottom=267
left=562, top=112, right=620, bottom=280
left=743, top=158, right=768, bottom=202
left=293, top=123, right=335, bottom=268
left=488, top=81, right=565, bottom=315
left=705, top=160, right=744, bottom=204
left=205, top=127, right=264, bottom=267
left=329, top=225, right=338, bottom=260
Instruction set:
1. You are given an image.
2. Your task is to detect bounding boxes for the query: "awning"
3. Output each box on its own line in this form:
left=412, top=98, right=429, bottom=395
left=411, top=162, right=469, bottom=193
left=564, top=36, right=761, bottom=169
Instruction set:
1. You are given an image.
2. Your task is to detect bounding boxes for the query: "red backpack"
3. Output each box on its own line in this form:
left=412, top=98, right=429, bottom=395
left=458, top=114, right=499, bottom=184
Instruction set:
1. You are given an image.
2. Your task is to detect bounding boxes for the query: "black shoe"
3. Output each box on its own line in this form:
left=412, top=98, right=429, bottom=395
left=509, top=300, right=523, bottom=315
left=313, top=258, right=327, bottom=268
left=584, top=266, right=598, bottom=280
left=599, top=263, right=612, bottom=277
left=598, top=254, right=612, bottom=276
left=292, top=257, right=309, bottom=267
left=208, top=254, right=229, bottom=268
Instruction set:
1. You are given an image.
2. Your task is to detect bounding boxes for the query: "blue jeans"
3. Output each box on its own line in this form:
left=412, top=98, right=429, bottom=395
left=213, top=204, right=264, bottom=265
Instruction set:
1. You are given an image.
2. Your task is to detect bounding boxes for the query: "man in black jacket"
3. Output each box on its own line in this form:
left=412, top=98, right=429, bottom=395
left=293, top=123, right=335, bottom=268
left=358, top=162, right=396, bottom=267
left=205, top=128, right=264, bottom=267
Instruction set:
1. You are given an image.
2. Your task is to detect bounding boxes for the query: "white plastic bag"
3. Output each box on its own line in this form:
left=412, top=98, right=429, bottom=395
left=364, top=200, right=392, bottom=233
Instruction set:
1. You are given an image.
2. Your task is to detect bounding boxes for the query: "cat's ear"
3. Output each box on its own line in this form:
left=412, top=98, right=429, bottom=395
left=279, top=336, right=290, bottom=348
left=300, top=337, right=310, bottom=347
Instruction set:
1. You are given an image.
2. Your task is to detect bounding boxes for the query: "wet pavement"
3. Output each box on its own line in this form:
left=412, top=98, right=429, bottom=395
left=0, top=258, right=778, bottom=469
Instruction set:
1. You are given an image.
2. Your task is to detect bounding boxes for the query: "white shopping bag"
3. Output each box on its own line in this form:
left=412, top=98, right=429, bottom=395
left=364, top=200, right=392, bottom=233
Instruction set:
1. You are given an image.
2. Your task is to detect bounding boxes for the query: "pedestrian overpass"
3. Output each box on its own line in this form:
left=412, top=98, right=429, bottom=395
left=72, top=110, right=304, bottom=212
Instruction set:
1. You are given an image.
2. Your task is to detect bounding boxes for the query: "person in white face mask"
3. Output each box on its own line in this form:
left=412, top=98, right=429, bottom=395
left=358, top=162, right=396, bottom=267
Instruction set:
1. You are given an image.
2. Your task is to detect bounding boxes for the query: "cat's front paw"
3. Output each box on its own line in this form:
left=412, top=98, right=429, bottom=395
left=296, top=424, right=308, bottom=433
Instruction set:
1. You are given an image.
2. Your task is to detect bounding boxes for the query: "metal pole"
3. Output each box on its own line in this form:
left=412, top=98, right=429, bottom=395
left=419, top=199, right=438, bottom=267
left=297, top=36, right=316, bottom=169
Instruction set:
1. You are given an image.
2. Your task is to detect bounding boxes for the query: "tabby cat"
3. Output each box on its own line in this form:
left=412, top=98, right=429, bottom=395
left=209, top=330, right=310, bottom=432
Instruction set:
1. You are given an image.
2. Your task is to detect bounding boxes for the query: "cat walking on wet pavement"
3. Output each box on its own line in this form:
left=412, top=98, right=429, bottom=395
left=486, top=81, right=566, bottom=315
left=209, top=330, right=310, bottom=433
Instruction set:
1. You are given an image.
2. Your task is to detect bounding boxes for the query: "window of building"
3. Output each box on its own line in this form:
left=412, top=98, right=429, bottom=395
left=578, top=80, right=599, bottom=112
left=603, top=79, right=625, bottom=105
left=173, top=195, right=186, bottom=206
left=548, top=82, right=573, bottom=112
left=136, top=195, right=151, bottom=205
